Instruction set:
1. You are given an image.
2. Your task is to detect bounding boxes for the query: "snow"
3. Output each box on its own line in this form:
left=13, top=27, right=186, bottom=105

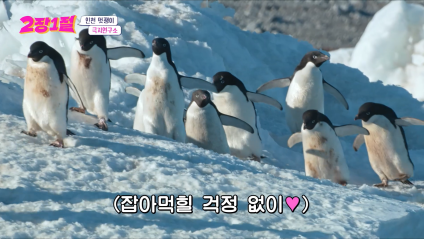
left=0, top=0, right=424, bottom=237
left=331, top=1, right=424, bottom=102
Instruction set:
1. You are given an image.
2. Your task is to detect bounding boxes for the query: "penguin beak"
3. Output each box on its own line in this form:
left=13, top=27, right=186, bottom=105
left=27, top=52, right=35, bottom=58
left=354, top=115, right=359, bottom=120
left=321, top=55, right=329, bottom=61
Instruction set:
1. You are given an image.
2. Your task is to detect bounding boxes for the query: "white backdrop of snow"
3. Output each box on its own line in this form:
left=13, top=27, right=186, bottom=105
left=0, top=0, right=423, bottom=237
left=331, top=1, right=424, bottom=102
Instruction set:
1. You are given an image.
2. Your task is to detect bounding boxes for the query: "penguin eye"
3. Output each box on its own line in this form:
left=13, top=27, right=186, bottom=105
left=312, top=120, right=315, bottom=123
left=366, top=112, right=370, bottom=115
left=220, top=80, right=224, bottom=84
left=90, top=41, right=94, bottom=44
left=163, top=44, right=166, bottom=47
left=39, top=50, right=43, bottom=53
left=195, top=94, right=199, bottom=98
left=313, top=55, right=317, bottom=59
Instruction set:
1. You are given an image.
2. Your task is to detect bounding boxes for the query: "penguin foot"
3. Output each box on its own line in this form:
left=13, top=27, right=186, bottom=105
left=373, top=182, right=388, bottom=188
left=260, top=155, right=267, bottom=159
left=338, top=181, right=347, bottom=186
left=95, top=118, right=108, bottom=131
left=50, top=140, right=64, bottom=148
left=21, top=130, right=37, bottom=137
left=401, top=179, right=413, bottom=185
left=66, top=129, right=76, bottom=136
left=70, top=107, right=86, bottom=114
left=249, top=155, right=261, bottom=162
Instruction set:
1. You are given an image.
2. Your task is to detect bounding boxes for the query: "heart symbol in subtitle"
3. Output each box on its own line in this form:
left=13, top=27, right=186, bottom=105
left=285, top=196, right=300, bottom=212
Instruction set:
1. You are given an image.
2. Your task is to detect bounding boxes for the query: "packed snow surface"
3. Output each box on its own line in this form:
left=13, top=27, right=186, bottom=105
left=0, top=0, right=424, bottom=237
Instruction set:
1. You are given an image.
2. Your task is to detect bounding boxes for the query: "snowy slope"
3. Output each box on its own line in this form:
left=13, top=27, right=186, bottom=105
left=0, top=1, right=424, bottom=237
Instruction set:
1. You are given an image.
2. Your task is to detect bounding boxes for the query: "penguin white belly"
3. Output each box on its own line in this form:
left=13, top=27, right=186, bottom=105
left=139, top=55, right=185, bottom=142
left=212, top=87, right=261, bottom=159
left=286, top=65, right=324, bottom=133
left=302, top=123, right=349, bottom=183
left=133, top=93, right=145, bottom=132
left=363, top=118, right=414, bottom=181
left=185, top=104, right=230, bottom=154
left=24, top=59, right=67, bottom=138
left=70, top=42, right=110, bottom=119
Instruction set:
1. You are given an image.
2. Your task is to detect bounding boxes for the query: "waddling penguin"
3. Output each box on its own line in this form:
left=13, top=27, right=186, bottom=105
left=212, top=71, right=283, bottom=161
left=256, top=51, right=349, bottom=133
left=288, top=110, right=369, bottom=185
left=185, top=90, right=254, bottom=154
left=133, top=38, right=217, bottom=142
left=353, top=102, right=424, bottom=187
left=70, top=28, right=145, bottom=131
left=22, top=41, right=77, bottom=147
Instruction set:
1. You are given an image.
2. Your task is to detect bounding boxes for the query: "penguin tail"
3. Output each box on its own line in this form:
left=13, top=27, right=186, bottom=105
left=66, top=129, right=76, bottom=136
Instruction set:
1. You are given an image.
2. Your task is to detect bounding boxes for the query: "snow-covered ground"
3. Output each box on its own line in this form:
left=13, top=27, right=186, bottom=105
left=0, top=0, right=424, bottom=237
left=331, top=1, right=424, bottom=102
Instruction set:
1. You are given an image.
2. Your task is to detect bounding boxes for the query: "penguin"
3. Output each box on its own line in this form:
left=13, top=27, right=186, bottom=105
left=22, top=41, right=77, bottom=147
left=256, top=51, right=349, bottom=133
left=69, top=28, right=145, bottom=131
left=353, top=102, right=424, bottom=187
left=185, top=90, right=254, bottom=154
left=133, top=37, right=217, bottom=142
left=211, top=71, right=283, bottom=161
left=288, top=110, right=369, bottom=185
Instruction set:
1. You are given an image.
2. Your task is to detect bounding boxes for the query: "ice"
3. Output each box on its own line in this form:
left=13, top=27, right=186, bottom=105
left=0, top=0, right=423, bottom=237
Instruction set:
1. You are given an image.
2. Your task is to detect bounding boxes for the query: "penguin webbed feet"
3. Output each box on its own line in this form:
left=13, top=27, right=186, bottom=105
left=400, top=179, right=413, bottom=185
left=373, top=181, right=388, bottom=188
left=248, top=155, right=261, bottom=162
left=95, top=118, right=108, bottom=131
left=50, top=140, right=64, bottom=148
left=21, top=130, right=37, bottom=137
left=70, top=107, right=86, bottom=114
left=66, top=129, right=76, bottom=136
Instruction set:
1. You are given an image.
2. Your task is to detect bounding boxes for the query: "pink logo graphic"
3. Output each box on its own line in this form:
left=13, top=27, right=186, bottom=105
left=20, top=15, right=76, bottom=34
left=285, top=196, right=300, bottom=212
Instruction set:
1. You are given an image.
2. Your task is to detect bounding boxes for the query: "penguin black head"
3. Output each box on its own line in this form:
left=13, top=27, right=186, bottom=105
left=28, top=41, right=52, bottom=62
left=302, top=110, right=333, bottom=130
left=355, top=102, right=397, bottom=123
left=76, top=28, right=106, bottom=52
left=152, top=38, right=171, bottom=56
left=212, top=71, right=247, bottom=94
left=299, top=51, right=329, bottom=68
left=191, top=90, right=211, bottom=108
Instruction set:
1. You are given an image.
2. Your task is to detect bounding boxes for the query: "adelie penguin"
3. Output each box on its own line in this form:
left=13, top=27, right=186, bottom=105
left=185, top=90, right=254, bottom=154
left=353, top=102, right=424, bottom=187
left=22, top=41, right=77, bottom=148
left=288, top=110, right=369, bottom=185
left=212, top=71, right=283, bottom=161
left=131, top=38, right=217, bottom=142
left=69, top=28, right=145, bottom=131
left=256, top=51, right=349, bottom=133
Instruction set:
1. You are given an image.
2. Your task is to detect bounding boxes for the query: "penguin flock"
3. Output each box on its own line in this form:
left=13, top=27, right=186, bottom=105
left=21, top=28, right=424, bottom=188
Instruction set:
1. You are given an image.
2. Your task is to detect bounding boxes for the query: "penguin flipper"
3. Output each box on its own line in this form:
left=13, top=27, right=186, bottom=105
left=183, top=109, right=187, bottom=124
left=107, top=47, right=145, bottom=60
left=353, top=134, right=365, bottom=151
left=334, top=125, right=369, bottom=137
left=219, top=114, right=254, bottom=133
left=287, top=132, right=302, bottom=148
left=179, top=76, right=217, bottom=93
left=125, top=86, right=142, bottom=97
left=125, top=73, right=146, bottom=86
left=395, top=117, right=424, bottom=126
left=246, top=92, right=283, bottom=110
left=256, top=77, right=291, bottom=93
left=323, top=80, right=349, bottom=110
